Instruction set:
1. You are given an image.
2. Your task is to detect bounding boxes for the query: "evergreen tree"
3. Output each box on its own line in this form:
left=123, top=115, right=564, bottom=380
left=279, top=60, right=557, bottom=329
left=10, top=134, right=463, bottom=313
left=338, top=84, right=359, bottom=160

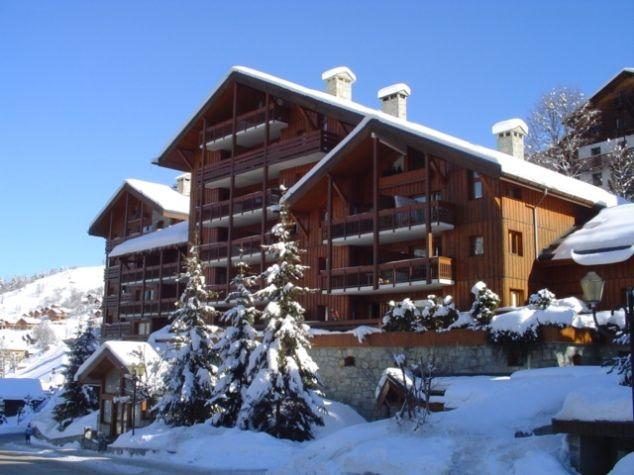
left=0, top=397, right=6, bottom=425
left=52, top=323, right=99, bottom=430
left=608, top=140, right=634, bottom=200
left=238, top=203, right=324, bottom=441
left=209, top=258, right=260, bottom=427
left=156, top=249, right=219, bottom=426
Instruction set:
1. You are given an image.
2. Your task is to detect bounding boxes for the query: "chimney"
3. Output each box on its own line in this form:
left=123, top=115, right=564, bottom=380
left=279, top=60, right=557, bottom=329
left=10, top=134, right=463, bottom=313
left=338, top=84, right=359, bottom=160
left=175, top=173, right=191, bottom=196
left=491, top=118, right=528, bottom=160
left=377, top=83, right=411, bottom=120
left=322, top=66, right=356, bottom=101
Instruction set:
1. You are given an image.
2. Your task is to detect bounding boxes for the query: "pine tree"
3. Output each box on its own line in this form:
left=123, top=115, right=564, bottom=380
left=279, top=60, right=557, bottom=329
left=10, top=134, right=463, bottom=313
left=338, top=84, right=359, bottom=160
left=608, top=140, right=634, bottom=200
left=52, top=323, right=99, bottom=430
left=525, top=87, right=600, bottom=177
left=238, top=202, right=324, bottom=441
left=156, top=249, right=219, bottom=426
left=0, top=397, right=6, bottom=425
left=209, top=258, right=260, bottom=427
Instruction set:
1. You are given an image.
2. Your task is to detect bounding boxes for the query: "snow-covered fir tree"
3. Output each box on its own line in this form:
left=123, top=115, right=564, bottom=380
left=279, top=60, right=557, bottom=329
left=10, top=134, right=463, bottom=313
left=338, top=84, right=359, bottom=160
left=52, top=323, right=99, bottom=429
left=420, top=295, right=458, bottom=331
left=610, top=332, right=632, bottom=388
left=525, top=87, right=600, bottom=177
left=209, top=257, right=260, bottom=428
left=608, top=140, right=634, bottom=200
left=156, top=249, right=219, bottom=426
left=528, top=288, right=556, bottom=310
left=470, top=282, right=500, bottom=325
left=238, top=202, right=325, bottom=441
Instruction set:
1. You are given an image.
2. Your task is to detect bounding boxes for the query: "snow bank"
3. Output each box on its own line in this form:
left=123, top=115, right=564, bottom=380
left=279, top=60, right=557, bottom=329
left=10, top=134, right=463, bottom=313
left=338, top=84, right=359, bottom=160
left=9, top=344, right=69, bottom=390
left=610, top=452, right=634, bottom=475
left=111, top=398, right=364, bottom=470
left=556, top=384, right=633, bottom=422
left=31, top=391, right=97, bottom=439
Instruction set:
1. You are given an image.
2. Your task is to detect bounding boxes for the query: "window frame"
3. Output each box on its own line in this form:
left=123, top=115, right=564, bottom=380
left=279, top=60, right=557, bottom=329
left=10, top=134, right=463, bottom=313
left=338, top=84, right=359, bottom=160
left=508, top=230, right=524, bottom=257
left=470, top=235, right=485, bottom=257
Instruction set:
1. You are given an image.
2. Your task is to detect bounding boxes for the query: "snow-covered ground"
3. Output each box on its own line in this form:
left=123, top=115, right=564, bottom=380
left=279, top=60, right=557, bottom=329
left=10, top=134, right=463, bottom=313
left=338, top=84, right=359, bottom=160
left=107, top=366, right=630, bottom=474
left=30, top=391, right=98, bottom=439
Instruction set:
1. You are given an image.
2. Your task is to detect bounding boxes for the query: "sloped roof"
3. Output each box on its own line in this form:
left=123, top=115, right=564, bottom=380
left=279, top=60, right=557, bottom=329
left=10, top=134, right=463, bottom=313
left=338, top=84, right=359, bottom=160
left=282, top=116, right=623, bottom=208
left=589, top=68, right=634, bottom=103
left=89, top=178, right=189, bottom=237
left=75, top=340, right=161, bottom=382
left=0, top=378, right=45, bottom=400
left=109, top=221, right=189, bottom=257
left=551, top=203, right=634, bottom=265
left=157, top=66, right=622, bottom=209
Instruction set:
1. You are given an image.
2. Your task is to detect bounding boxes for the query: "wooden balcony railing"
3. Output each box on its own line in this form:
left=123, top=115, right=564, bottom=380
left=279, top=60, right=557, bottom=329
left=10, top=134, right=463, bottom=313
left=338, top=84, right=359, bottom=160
left=105, top=265, right=121, bottom=280
left=319, top=257, right=453, bottom=291
left=323, top=201, right=455, bottom=241
left=118, top=298, right=178, bottom=316
left=200, top=130, right=340, bottom=183
left=203, top=105, right=289, bottom=144
left=198, top=189, right=281, bottom=223
left=119, top=262, right=183, bottom=284
left=102, top=321, right=133, bottom=338
left=104, top=295, right=119, bottom=308
left=199, top=234, right=272, bottom=262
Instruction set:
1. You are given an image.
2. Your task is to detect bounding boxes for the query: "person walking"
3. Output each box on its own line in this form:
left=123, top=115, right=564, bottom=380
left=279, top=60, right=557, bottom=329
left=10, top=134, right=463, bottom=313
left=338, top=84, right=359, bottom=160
left=25, top=423, right=32, bottom=445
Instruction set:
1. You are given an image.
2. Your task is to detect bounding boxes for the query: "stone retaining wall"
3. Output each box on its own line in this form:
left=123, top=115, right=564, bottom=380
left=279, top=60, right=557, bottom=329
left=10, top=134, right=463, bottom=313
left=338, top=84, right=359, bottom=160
left=309, top=328, right=617, bottom=419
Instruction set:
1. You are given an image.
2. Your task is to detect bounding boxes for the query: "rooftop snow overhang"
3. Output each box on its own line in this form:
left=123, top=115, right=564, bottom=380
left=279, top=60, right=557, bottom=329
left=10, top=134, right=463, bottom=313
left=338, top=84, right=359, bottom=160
left=153, top=67, right=368, bottom=172
left=88, top=181, right=189, bottom=238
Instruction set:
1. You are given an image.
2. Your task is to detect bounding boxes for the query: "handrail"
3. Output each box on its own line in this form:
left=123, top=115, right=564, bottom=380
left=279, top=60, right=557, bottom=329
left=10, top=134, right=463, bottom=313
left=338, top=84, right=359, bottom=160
left=199, top=189, right=281, bottom=222
left=323, top=201, right=455, bottom=240
left=203, top=105, right=289, bottom=144
left=199, top=234, right=273, bottom=262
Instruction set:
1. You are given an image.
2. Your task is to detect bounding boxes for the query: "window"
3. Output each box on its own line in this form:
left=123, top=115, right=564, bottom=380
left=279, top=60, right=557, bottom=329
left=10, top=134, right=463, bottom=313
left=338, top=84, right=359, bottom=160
left=470, top=236, right=484, bottom=256
left=468, top=171, right=483, bottom=199
left=343, top=356, right=356, bottom=367
left=318, top=257, right=327, bottom=271
left=510, top=289, right=525, bottom=307
left=508, top=230, right=523, bottom=256
left=590, top=147, right=601, bottom=156
left=505, top=187, right=522, bottom=200
left=410, top=150, right=426, bottom=170
left=592, top=172, right=603, bottom=186
left=413, top=247, right=427, bottom=258
left=137, top=321, right=151, bottom=336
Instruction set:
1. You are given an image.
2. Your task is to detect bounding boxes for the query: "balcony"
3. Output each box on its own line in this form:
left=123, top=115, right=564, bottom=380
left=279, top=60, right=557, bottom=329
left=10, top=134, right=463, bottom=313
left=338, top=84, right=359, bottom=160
left=320, top=256, right=454, bottom=295
left=200, top=234, right=274, bottom=267
left=102, top=321, right=133, bottom=339
left=118, top=298, right=178, bottom=317
left=323, top=201, right=455, bottom=246
left=199, top=189, right=281, bottom=228
left=200, top=130, right=340, bottom=188
left=120, top=262, right=184, bottom=285
left=204, top=106, right=289, bottom=152
left=105, top=265, right=121, bottom=280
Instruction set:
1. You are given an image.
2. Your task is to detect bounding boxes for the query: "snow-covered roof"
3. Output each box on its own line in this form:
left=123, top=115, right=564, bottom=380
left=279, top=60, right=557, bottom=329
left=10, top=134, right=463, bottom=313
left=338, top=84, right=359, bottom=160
left=75, top=340, right=161, bottom=382
left=491, top=118, right=528, bottom=135
left=552, top=203, right=634, bottom=265
left=283, top=115, right=623, bottom=208
left=377, top=83, right=411, bottom=99
left=589, top=67, right=634, bottom=102
left=109, top=221, right=189, bottom=257
left=321, top=66, right=357, bottom=82
left=0, top=378, right=45, bottom=400
left=157, top=66, right=622, bottom=208
left=89, top=178, right=189, bottom=234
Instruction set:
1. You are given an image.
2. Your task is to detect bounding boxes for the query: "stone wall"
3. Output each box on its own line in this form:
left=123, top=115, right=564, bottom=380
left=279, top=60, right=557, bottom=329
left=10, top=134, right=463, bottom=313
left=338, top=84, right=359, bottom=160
left=309, top=328, right=617, bottom=419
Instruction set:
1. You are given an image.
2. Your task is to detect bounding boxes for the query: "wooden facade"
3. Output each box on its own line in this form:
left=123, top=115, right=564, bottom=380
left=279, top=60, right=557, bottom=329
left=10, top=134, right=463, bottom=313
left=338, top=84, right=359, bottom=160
left=90, top=182, right=189, bottom=340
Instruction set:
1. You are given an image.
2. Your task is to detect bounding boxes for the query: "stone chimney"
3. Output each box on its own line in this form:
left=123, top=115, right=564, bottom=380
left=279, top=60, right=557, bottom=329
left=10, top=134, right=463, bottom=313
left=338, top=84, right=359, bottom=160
left=377, top=83, right=411, bottom=120
left=322, top=66, right=356, bottom=101
left=491, top=118, right=528, bottom=160
left=175, top=173, right=191, bottom=196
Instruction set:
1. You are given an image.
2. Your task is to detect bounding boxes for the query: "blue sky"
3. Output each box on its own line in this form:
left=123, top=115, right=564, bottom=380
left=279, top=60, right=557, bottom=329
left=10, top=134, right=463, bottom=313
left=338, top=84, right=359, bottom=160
left=1, top=1, right=632, bottom=279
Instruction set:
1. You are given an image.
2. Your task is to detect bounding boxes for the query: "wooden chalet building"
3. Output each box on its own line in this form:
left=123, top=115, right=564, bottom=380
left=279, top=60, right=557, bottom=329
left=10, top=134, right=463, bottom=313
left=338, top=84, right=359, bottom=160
left=89, top=178, right=191, bottom=340
left=151, top=66, right=628, bottom=327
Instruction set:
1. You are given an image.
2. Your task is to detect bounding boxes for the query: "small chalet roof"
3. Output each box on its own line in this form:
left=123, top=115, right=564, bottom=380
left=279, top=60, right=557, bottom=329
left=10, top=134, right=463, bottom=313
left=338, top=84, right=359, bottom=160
left=89, top=178, right=189, bottom=237
left=551, top=203, right=634, bottom=265
left=282, top=115, right=623, bottom=209
left=109, top=221, right=189, bottom=257
left=0, top=378, right=45, bottom=400
left=75, top=341, right=161, bottom=383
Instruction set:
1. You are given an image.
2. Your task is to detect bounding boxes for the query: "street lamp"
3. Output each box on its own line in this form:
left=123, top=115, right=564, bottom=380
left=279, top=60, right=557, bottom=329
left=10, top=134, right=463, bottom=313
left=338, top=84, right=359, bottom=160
left=581, top=271, right=605, bottom=330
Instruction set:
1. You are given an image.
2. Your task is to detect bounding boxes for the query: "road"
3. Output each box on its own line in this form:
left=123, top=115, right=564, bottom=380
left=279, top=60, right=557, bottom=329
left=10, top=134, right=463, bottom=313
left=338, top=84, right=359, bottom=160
left=0, top=433, right=265, bottom=475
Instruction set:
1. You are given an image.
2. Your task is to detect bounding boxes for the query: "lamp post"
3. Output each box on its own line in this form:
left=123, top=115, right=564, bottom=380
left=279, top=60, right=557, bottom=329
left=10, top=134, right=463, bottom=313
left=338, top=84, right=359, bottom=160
left=580, top=271, right=605, bottom=331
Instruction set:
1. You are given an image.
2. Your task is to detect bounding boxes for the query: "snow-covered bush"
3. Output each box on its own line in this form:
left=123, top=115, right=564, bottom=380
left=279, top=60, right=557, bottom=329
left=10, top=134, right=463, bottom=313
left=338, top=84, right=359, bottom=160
left=609, top=332, right=632, bottom=387
left=420, top=295, right=458, bottom=331
left=382, top=298, right=422, bottom=332
left=238, top=201, right=325, bottom=442
left=209, top=258, right=260, bottom=428
left=53, top=323, right=99, bottom=430
left=470, top=282, right=500, bottom=325
left=528, top=289, right=555, bottom=310
left=157, top=250, right=219, bottom=427
left=0, top=397, right=6, bottom=425
left=32, top=319, right=59, bottom=350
